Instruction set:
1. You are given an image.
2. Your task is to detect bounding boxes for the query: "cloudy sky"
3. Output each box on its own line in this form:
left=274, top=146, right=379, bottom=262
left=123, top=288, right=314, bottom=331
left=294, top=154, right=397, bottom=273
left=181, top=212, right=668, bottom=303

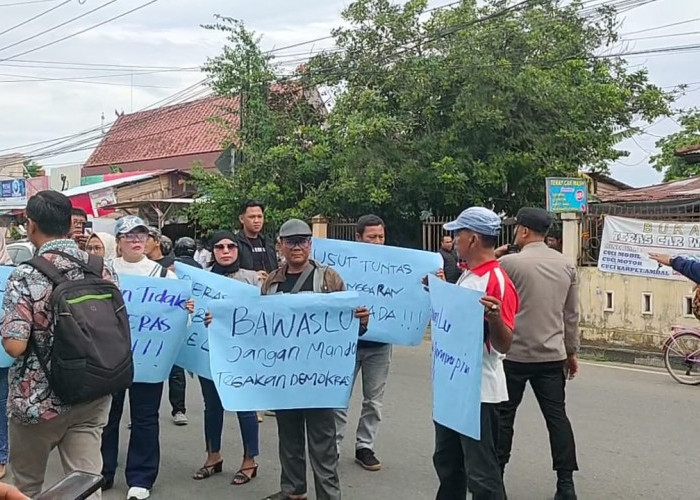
left=0, top=0, right=697, bottom=187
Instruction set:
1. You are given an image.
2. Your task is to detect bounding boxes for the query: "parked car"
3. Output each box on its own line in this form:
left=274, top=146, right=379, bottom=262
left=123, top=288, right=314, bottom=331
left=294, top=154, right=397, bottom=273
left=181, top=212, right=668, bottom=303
left=6, top=241, right=34, bottom=266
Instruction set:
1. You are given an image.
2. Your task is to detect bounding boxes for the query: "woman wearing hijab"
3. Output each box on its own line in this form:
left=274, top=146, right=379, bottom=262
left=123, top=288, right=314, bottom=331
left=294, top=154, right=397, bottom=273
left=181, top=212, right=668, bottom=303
left=85, top=232, right=117, bottom=261
left=194, top=231, right=262, bottom=486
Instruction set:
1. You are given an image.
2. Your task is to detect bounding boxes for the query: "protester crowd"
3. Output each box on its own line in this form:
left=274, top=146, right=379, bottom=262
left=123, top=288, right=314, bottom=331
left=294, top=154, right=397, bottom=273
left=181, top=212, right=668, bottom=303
left=0, top=190, right=583, bottom=500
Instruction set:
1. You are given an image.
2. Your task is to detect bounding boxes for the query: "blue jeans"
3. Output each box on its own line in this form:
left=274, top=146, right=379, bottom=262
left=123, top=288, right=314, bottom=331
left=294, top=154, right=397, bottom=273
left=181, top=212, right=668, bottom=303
left=0, top=367, right=8, bottom=464
left=198, top=377, right=259, bottom=457
left=101, top=382, right=163, bottom=489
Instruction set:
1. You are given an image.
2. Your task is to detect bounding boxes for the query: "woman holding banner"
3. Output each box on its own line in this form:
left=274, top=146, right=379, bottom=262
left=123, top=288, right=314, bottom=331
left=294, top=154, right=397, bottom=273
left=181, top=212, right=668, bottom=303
left=101, top=216, right=194, bottom=500
left=195, top=230, right=262, bottom=486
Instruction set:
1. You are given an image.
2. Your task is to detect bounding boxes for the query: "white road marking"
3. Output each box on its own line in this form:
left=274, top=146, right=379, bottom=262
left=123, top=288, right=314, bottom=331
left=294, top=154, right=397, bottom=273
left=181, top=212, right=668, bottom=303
left=580, top=361, right=668, bottom=376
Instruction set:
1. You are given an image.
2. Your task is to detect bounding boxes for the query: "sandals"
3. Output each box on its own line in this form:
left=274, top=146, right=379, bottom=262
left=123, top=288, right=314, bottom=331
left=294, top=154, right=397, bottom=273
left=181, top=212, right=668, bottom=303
left=193, top=460, right=223, bottom=480
left=261, top=492, right=307, bottom=500
left=232, top=463, right=258, bottom=485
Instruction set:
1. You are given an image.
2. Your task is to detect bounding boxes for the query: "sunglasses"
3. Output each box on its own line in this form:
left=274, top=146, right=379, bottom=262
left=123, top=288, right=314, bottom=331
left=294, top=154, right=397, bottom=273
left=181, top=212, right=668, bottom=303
left=214, top=243, right=237, bottom=251
left=282, top=237, right=311, bottom=249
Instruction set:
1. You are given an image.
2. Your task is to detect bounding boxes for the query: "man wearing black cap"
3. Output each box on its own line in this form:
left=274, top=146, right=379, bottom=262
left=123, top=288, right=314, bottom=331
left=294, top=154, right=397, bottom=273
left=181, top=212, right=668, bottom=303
left=497, top=208, right=580, bottom=500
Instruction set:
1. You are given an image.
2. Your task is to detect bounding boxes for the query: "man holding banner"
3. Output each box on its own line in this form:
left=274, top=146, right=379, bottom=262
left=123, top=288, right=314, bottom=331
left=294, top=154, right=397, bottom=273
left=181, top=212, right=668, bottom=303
left=334, top=215, right=392, bottom=472
left=434, top=207, right=519, bottom=500
left=261, top=218, right=370, bottom=500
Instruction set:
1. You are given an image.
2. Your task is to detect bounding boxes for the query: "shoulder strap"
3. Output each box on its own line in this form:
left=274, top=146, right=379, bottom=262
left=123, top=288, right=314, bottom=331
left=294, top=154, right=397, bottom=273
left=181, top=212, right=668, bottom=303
left=44, top=251, right=103, bottom=278
left=289, top=263, right=315, bottom=294
left=160, top=265, right=168, bottom=278
left=25, top=256, right=67, bottom=286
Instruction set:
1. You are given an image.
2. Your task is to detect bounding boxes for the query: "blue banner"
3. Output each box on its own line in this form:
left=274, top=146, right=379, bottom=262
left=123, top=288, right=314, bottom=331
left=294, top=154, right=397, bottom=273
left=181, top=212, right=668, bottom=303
left=120, top=275, right=191, bottom=383
left=429, top=275, right=484, bottom=439
left=0, top=266, right=15, bottom=368
left=312, top=238, right=442, bottom=345
left=208, top=291, right=360, bottom=411
left=173, top=263, right=260, bottom=379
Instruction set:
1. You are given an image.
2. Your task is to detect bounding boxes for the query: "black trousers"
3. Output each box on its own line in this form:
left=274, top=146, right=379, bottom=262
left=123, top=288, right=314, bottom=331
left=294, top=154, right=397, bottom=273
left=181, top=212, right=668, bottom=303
left=433, top=404, right=504, bottom=500
left=498, top=360, right=578, bottom=472
left=168, top=365, right=186, bottom=416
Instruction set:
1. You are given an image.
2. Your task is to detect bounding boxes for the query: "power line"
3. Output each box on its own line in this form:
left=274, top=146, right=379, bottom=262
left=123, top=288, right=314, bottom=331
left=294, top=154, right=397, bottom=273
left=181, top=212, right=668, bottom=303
left=0, top=0, right=58, bottom=6
left=2, top=58, right=199, bottom=71
left=623, top=16, right=700, bottom=36
left=2, top=0, right=640, bottom=161
left=0, top=0, right=71, bottom=38
left=0, top=0, right=160, bottom=62
left=623, top=29, right=700, bottom=42
left=0, top=0, right=119, bottom=54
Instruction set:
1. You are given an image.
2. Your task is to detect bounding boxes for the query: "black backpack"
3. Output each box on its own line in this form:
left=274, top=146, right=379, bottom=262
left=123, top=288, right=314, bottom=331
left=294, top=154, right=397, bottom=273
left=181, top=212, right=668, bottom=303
left=22, top=251, right=134, bottom=404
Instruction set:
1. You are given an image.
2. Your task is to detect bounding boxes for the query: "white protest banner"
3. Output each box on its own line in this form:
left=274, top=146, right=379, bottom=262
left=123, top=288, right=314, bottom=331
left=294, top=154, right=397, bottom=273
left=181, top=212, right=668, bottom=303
left=598, top=216, right=700, bottom=280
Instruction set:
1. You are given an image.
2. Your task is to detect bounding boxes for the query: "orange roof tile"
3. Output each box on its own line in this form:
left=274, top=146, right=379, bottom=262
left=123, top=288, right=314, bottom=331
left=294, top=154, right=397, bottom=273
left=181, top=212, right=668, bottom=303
left=84, top=95, right=238, bottom=168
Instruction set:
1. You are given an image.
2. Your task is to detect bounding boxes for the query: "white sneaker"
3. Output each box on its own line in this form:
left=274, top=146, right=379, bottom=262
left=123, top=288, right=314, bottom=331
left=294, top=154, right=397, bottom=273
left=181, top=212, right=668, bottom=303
left=127, top=486, right=150, bottom=500
left=172, top=412, right=188, bottom=426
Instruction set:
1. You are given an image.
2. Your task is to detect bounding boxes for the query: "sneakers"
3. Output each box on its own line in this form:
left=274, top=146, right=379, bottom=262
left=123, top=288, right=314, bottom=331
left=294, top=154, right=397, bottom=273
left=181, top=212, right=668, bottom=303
left=172, top=412, right=188, bottom=426
left=355, top=448, right=381, bottom=471
left=127, top=486, right=150, bottom=500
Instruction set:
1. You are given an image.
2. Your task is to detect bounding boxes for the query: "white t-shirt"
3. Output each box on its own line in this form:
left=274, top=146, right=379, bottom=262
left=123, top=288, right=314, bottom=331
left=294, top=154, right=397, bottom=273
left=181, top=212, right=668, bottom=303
left=112, top=257, right=177, bottom=279
left=456, top=260, right=518, bottom=404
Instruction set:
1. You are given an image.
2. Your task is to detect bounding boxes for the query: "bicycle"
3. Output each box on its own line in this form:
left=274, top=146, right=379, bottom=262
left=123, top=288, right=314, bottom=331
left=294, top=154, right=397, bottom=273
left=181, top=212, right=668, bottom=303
left=663, top=325, right=700, bottom=385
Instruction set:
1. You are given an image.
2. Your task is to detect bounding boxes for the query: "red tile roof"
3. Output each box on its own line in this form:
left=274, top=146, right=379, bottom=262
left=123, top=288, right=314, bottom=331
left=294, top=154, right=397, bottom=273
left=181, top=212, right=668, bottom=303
left=596, top=176, right=700, bottom=203
left=84, top=95, right=239, bottom=168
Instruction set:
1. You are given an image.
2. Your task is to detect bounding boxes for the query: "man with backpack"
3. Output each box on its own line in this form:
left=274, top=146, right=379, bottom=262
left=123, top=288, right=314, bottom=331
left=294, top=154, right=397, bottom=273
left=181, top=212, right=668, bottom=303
left=1, top=190, right=131, bottom=499
left=261, top=219, right=370, bottom=500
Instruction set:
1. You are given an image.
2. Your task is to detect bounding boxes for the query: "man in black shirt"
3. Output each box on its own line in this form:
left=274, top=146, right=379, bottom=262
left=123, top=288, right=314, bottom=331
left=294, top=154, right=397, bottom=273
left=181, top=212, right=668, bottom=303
left=236, top=200, right=278, bottom=280
left=146, top=227, right=176, bottom=269
left=438, top=234, right=461, bottom=284
left=145, top=227, right=186, bottom=426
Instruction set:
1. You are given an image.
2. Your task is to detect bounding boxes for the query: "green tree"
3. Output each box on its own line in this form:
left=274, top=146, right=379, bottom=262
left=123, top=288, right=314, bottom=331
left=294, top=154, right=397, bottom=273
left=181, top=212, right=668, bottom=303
left=188, top=16, right=329, bottom=232
left=306, top=0, right=671, bottom=233
left=190, top=1, right=672, bottom=245
left=651, top=109, right=700, bottom=181
left=22, top=159, right=43, bottom=178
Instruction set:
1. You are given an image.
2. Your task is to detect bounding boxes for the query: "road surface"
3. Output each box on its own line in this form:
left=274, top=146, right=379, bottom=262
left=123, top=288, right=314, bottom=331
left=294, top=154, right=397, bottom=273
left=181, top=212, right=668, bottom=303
left=32, top=342, right=699, bottom=499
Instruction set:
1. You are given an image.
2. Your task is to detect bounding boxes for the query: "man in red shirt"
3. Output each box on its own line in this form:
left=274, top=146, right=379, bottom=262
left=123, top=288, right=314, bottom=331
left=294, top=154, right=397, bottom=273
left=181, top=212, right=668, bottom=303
left=434, top=207, right=520, bottom=500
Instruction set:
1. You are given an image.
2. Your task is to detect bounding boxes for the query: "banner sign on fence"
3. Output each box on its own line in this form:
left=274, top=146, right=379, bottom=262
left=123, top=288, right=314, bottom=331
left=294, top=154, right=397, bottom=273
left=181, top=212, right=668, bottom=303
left=546, top=177, right=588, bottom=213
left=0, top=266, right=16, bottom=368
left=428, top=275, right=484, bottom=439
left=208, top=291, right=360, bottom=411
left=174, top=262, right=260, bottom=379
left=120, top=275, right=191, bottom=383
left=598, top=216, right=700, bottom=280
left=312, top=238, right=442, bottom=346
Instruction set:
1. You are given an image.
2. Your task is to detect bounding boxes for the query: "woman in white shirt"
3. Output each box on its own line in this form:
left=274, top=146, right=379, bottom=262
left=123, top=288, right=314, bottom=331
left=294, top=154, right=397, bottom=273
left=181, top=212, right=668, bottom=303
left=101, top=215, right=190, bottom=500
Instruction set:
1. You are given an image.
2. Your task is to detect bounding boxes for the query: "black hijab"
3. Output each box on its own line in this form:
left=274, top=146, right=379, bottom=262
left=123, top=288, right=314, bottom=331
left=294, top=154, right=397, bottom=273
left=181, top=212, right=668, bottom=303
left=209, top=230, right=240, bottom=275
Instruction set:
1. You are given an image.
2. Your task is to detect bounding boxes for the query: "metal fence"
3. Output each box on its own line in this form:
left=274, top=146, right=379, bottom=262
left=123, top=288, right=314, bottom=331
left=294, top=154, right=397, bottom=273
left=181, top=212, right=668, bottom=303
left=422, top=216, right=516, bottom=252
left=328, top=218, right=357, bottom=241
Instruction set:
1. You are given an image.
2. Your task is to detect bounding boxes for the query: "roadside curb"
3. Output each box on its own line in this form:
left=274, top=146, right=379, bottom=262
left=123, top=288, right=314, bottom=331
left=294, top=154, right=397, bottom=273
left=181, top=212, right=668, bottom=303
left=579, top=344, right=664, bottom=369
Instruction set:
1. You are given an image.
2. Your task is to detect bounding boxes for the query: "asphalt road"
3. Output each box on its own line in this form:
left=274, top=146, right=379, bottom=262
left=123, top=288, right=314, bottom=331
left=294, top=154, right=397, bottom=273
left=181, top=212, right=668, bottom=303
left=33, top=343, right=700, bottom=499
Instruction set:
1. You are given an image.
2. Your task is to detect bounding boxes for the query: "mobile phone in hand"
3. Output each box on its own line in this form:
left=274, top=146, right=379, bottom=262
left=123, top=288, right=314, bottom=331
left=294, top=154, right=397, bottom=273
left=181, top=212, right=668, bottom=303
left=83, top=221, right=93, bottom=235
left=35, top=470, right=104, bottom=500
